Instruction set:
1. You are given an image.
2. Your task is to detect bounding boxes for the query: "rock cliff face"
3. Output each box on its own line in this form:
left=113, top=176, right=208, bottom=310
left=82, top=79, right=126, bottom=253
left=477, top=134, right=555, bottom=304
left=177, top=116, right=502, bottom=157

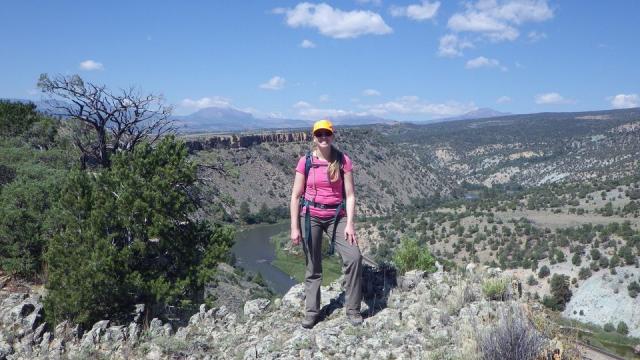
left=0, top=267, right=567, bottom=360
left=184, top=132, right=309, bottom=152
left=563, top=267, right=640, bottom=338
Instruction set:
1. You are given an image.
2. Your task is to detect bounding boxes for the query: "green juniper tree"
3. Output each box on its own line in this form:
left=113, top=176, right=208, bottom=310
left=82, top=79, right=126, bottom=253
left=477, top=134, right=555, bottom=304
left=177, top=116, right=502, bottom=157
left=44, top=137, right=234, bottom=328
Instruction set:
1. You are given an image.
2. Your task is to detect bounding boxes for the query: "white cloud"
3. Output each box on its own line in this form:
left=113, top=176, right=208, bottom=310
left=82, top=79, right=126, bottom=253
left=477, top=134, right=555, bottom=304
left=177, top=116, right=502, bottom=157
left=291, top=95, right=476, bottom=119
left=364, top=96, right=477, bottom=117
left=319, top=94, right=330, bottom=102
left=438, top=34, right=473, bottom=57
left=260, top=76, right=286, bottom=90
left=79, top=60, right=104, bottom=71
left=294, top=101, right=312, bottom=108
left=390, top=1, right=440, bottom=21
left=448, top=12, right=518, bottom=41
left=609, top=94, right=639, bottom=109
left=497, top=95, right=512, bottom=103
left=528, top=30, right=547, bottom=42
left=447, top=0, right=553, bottom=42
left=180, top=96, right=232, bottom=110
left=297, top=107, right=358, bottom=119
left=300, top=39, right=316, bottom=48
left=280, top=2, right=392, bottom=39
left=535, top=92, right=574, bottom=105
left=466, top=56, right=500, bottom=69
left=356, top=0, right=382, bottom=6
left=363, top=89, right=381, bottom=96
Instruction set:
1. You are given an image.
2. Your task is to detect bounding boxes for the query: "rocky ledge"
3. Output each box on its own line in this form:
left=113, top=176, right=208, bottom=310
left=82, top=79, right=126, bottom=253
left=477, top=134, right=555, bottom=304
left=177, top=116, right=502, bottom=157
left=184, top=132, right=309, bottom=152
left=0, top=266, right=582, bottom=360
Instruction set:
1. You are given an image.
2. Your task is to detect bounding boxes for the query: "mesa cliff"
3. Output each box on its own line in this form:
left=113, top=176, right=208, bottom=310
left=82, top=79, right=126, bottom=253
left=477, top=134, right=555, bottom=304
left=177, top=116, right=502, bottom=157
left=184, top=132, right=309, bottom=152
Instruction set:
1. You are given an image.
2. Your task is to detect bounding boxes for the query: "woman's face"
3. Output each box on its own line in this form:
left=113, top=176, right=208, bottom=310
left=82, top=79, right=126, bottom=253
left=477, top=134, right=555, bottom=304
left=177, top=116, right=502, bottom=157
left=313, top=130, right=334, bottom=149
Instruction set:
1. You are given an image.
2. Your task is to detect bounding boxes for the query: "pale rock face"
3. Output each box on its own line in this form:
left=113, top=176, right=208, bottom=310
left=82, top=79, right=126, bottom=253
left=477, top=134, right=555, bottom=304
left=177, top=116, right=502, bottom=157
left=563, top=267, right=640, bottom=337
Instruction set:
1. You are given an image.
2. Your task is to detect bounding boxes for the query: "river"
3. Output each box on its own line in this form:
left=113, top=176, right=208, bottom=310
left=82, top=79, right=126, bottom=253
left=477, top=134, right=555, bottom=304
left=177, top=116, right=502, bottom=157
left=231, top=222, right=298, bottom=295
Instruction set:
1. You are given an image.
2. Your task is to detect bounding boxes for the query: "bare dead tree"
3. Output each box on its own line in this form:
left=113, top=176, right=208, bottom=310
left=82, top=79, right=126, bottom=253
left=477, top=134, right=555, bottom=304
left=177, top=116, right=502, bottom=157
left=37, top=73, right=175, bottom=168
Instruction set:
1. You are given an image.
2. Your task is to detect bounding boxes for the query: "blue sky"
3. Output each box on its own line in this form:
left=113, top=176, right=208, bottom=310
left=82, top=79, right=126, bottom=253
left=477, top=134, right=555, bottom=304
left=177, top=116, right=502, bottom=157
left=1, top=0, right=639, bottom=122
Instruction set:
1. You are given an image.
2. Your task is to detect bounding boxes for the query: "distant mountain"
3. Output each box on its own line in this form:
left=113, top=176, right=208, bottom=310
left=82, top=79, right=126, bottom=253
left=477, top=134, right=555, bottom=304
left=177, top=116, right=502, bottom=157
left=173, top=107, right=394, bottom=133
left=431, top=108, right=511, bottom=123
left=330, top=114, right=398, bottom=126
left=174, top=107, right=310, bottom=132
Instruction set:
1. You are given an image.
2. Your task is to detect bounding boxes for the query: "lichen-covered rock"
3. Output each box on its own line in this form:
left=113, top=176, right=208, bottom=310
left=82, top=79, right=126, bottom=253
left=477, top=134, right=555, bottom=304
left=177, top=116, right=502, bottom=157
left=0, top=269, right=571, bottom=359
left=243, top=298, right=270, bottom=319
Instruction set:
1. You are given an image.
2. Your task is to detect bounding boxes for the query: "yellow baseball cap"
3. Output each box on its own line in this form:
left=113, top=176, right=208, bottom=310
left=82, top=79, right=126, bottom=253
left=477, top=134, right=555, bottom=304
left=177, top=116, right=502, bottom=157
left=312, top=119, right=334, bottom=135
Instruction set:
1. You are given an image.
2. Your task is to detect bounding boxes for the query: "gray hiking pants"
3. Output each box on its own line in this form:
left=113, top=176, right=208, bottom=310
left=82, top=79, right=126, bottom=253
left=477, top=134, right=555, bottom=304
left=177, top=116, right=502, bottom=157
left=300, top=215, right=363, bottom=318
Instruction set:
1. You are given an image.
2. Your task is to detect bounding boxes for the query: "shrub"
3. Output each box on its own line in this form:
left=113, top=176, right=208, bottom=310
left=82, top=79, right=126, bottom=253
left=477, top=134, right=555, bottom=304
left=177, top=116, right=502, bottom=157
left=549, top=274, right=572, bottom=311
left=571, top=252, right=582, bottom=266
left=603, top=323, right=615, bottom=332
left=44, top=137, right=234, bottom=328
left=578, top=267, right=592, bottom=280
left=392, top=237, right=436, bottom=274
left=628, top=281, right=640, bottom=298
left=542, top=295, right=559, bottom=310
left=0, top=176, right=63, bottom=277
left=599, top=256, right=609, bottom=269
left=0, top=100, right=43, bottom=136
left=477, top=306, right=547, bottom=360
left=526, top=275, right=538, bottom=286
left=482, top=277, right=509, bottom=301
left=538, top=265, right=550, bottom=279
left=0, top=117, right=72, bottom=279
left=616, top=321, right=629, bottom=335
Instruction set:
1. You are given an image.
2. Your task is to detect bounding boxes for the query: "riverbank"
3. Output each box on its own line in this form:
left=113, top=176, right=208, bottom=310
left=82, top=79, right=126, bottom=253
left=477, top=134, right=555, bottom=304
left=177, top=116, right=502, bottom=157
left=231, top=222, right=296, bottom=294
left=552, top=315, right=640, bottom=359
left=270, top=231, right=342, bottom=286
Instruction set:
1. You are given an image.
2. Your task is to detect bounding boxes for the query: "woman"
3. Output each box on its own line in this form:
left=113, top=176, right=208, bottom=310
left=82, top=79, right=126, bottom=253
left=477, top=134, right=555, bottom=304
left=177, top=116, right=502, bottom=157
left=290, top=119, right=363, bottom=329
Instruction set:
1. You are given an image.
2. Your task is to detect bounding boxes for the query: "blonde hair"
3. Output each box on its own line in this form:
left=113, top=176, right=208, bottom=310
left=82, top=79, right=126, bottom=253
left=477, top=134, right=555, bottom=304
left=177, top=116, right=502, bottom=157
left=312, top=144, right=342, bottom=182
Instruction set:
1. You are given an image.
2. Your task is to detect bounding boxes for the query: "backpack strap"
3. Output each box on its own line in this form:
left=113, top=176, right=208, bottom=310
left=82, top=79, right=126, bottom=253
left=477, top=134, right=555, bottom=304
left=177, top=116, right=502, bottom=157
left=300, top=151, right=313, bottom=260
left=328, top=150, right=347, bottom=256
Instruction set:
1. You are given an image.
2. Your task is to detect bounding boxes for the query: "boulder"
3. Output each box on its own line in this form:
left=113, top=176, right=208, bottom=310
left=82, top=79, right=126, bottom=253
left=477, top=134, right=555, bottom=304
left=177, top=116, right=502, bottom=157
left=22, top=303, right=44, bottom=332
left=466, top=263, right=477, bottom=274
left=398, top=270, right=425, bottom=291
left=133, top=304, right=146, bottom=324
left=243, top=299, right=270, bottom=319
left=81, top=320, right=109, bottom=347
left=282, top=284, right=305, bottom=310
left=0, top=344, right=12, bottom=360
left=148, top=318, right=173, bottom=338
left=127, top=322, right=141, bottom=344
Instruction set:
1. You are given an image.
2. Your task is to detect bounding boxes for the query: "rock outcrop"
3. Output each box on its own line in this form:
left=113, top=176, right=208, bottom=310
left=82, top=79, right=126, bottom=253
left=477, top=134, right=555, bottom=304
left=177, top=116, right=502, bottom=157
left=0, top=267, right=562, bottom=360
left=563, top=267, right=640, bottom=337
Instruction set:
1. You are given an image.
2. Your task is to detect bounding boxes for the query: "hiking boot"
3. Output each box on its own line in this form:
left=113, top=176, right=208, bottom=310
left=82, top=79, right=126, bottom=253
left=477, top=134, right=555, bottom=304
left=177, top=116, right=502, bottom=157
left=301, top=315, right=318, bottom=329
left=346, top=312, right=363, bottom=326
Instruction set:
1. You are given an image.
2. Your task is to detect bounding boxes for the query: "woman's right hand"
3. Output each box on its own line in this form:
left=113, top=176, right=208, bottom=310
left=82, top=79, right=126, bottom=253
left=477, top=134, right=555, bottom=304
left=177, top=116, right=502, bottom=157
left=291, top=228, right=302, bottom=246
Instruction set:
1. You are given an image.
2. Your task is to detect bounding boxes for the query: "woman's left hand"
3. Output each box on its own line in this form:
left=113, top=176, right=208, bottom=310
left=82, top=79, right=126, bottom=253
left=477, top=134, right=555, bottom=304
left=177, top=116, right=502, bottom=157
left=345, top=222, right=357, bottom=246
